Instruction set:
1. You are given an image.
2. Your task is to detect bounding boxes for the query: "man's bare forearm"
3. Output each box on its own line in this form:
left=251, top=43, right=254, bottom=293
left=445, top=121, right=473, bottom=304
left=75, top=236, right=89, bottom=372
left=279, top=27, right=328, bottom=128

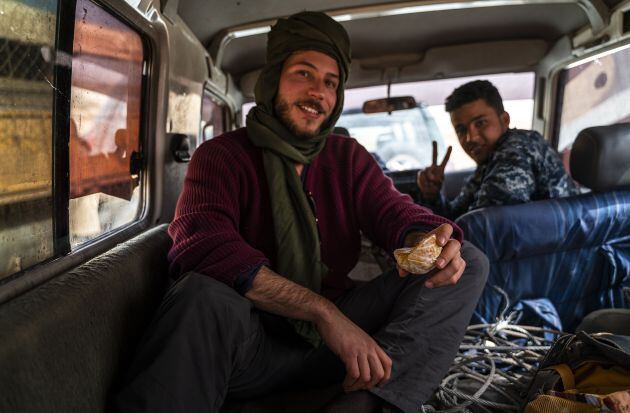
left=246, top=266, right=392, bottom=389
left=244, top=265, right=336, bottom=324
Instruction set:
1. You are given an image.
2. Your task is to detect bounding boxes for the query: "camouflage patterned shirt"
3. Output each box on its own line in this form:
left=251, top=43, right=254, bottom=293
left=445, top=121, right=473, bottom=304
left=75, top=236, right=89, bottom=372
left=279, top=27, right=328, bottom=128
left=423, top=129, right=580, bottom=219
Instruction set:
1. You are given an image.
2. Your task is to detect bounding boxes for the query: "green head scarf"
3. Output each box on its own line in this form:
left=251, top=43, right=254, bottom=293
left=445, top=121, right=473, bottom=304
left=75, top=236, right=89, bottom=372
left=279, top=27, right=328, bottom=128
left=245, top=11, right=351, bottom=346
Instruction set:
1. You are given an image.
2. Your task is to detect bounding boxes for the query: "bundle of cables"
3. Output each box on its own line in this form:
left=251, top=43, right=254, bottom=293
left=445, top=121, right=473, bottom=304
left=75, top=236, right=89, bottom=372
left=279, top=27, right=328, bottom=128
left=421, top=312, right=564, bottom=412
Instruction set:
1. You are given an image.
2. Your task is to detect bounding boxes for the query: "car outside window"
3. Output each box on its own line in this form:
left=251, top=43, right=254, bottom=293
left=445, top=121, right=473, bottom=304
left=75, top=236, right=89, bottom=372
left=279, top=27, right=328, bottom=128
left=339, top=106, right=443, bottom=171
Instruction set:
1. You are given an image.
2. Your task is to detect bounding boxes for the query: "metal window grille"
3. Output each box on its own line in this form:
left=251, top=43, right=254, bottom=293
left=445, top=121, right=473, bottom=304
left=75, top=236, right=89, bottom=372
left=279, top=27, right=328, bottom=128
left=0, top=38, right=51, bottom=81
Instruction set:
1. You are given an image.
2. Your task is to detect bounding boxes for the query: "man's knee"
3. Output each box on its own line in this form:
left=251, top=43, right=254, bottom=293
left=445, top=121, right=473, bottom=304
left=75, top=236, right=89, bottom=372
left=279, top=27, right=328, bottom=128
left=170, top=272, right=231, bottom=304
left=460, top=241, right=489, bottom=292
left=164, top=272, right=253, bottom=326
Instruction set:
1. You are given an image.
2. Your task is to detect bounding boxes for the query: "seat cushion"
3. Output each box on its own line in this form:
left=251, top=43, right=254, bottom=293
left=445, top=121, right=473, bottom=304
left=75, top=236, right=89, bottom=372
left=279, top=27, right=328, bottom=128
left=0, top=224, right=171, bottom=413
left=456, top=190, right=630, bottom=331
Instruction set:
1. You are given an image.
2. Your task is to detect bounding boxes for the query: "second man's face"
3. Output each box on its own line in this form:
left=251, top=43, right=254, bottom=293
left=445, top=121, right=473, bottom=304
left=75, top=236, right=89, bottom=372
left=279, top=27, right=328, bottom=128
left=450, top=99, right=510, bottom=164
left=275, top=50, right=340, bottom=139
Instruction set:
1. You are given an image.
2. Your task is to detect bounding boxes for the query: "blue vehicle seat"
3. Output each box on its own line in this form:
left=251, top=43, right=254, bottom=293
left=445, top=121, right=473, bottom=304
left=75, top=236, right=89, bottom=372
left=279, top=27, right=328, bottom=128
left=456, top=123, right=630, bottom=331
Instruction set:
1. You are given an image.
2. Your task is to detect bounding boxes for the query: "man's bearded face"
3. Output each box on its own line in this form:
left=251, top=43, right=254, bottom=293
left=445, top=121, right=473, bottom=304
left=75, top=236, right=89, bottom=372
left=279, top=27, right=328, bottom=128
left=274, top=50, right=340, bottom=139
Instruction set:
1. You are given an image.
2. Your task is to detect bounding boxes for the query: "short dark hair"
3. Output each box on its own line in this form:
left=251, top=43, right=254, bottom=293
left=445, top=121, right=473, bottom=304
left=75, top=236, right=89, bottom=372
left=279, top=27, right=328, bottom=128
left=445, top=80, right=504, bottom=114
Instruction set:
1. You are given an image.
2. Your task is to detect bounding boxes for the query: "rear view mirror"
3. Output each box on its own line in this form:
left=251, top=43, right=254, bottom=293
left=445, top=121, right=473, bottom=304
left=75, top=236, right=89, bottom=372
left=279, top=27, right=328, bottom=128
left=362, top=96, right=417, bottom=114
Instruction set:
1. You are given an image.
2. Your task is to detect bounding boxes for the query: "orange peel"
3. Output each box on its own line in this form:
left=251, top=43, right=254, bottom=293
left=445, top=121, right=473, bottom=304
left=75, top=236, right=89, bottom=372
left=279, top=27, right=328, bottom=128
left=394, top=234, right=442, bottom=274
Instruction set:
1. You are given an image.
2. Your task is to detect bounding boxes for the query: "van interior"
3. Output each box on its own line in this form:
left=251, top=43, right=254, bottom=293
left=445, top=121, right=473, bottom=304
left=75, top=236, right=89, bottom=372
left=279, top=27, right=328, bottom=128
left=1, top=0, right=629, bottom=411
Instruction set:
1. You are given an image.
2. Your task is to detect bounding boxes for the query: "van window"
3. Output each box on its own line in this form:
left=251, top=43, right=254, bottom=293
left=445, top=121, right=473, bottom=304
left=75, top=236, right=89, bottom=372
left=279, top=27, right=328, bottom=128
left=0, top=0, right=57, bottom=278
left=556, top=43, right=630, bottom=153
left=68, top=0, right=145, bottom=248
left=337, top=72, right=535, bottom=172
left=0, top=0, right=148, bottom=278
left=199, top=90, right=226, bottom=144
left=338, top=106, right=442, bottom=172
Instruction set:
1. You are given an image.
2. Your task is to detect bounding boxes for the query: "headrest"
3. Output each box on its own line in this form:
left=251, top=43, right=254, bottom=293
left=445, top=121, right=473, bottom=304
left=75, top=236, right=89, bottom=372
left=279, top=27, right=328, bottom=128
left=570, top=123, right=630, bottom=191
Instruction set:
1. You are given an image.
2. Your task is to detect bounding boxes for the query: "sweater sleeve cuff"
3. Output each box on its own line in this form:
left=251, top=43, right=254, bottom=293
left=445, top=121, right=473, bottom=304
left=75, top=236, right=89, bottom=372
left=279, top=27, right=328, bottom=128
left=234, top=261, right=268, bottom=295
left=397, top=224, right=435, bottom=248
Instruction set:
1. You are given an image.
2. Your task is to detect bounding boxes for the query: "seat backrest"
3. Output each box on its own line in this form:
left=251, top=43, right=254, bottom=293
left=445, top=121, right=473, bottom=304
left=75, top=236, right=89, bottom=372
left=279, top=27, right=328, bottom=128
left=456, top=123, right=630, bottom=331
left=0, top=224, right=171, bottom=413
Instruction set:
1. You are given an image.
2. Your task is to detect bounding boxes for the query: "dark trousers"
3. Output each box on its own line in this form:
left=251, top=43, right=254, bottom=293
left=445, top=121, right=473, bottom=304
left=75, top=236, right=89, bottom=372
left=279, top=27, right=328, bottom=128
left=112, top=242, right=488, bottom=413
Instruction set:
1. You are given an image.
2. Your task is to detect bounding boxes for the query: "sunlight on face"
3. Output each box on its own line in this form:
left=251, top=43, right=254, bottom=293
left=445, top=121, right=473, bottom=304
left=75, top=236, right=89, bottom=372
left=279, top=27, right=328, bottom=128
left=275, top=50, right=339, bottom=139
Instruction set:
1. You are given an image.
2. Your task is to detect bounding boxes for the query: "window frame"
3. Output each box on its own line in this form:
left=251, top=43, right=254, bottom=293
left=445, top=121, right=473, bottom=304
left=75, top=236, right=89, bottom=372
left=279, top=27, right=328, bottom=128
left=66, top=0, right=151, bottom=251
left=52, top=0, right=76, bottom=256
left=550, top=69, right=568, bottom=150
left=199, top=85, right=232, bottom=145
left=0, top=0, right=158, bottom=301
left=206, top=79, right=237, bottom=126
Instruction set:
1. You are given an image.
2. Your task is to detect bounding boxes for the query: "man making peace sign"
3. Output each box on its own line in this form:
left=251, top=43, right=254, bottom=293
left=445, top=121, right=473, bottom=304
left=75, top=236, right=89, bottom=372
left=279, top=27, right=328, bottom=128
left=417, top=141, right=452, bottom=203
left=417, top=80, right=579, bottom=219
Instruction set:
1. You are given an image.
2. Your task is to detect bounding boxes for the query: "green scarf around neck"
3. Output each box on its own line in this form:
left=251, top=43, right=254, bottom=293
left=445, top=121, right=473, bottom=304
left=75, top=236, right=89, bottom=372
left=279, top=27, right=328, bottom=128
left=245, top=12, right=351, bottom=346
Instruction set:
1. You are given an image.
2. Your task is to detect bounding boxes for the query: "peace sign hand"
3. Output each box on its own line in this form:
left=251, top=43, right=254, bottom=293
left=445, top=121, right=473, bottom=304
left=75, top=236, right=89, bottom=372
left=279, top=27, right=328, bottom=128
left=417, top=141, right=452, bottom=202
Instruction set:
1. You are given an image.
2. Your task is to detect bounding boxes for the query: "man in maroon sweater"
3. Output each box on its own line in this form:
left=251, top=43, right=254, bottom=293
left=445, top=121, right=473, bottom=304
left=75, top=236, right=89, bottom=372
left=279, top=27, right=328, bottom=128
left=114, top=11, right=488, bottom=413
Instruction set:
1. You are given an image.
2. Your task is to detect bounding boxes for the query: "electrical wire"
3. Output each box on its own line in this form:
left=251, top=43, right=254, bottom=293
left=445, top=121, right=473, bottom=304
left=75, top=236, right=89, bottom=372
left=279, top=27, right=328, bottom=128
left=420, top=287, right=564, bottom=412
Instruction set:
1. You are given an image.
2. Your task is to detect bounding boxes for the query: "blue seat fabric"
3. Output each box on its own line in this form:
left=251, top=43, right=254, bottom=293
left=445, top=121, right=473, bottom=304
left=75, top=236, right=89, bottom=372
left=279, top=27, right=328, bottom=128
left=456, top=189, right=630, bottom=331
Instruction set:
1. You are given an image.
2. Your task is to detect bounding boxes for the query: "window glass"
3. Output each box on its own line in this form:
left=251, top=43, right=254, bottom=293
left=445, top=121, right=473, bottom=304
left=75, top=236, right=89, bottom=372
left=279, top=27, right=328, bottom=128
left=557, top=44, right=630, bottom=154
left=199, top=91, right=226, bottom=144
left=242, top=101, right=254, bottom=125
left=69, top=0, right=144, bottom=248
left=339, top=107, right=443, bottom=171
left=0, top=0, right=57, bottom=278
left=338, top=73, right=535, bottom=172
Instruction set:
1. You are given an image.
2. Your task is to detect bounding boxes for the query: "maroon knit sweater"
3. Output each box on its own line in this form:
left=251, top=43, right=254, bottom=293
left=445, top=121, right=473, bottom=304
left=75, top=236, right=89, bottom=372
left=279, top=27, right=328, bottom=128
left=168, top=128, right=462, bottom=300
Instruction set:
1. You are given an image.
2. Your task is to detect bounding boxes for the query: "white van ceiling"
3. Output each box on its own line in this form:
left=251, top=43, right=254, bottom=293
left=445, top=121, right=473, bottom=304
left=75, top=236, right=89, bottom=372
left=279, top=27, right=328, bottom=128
left=177, top=0, right=626, bottom=88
